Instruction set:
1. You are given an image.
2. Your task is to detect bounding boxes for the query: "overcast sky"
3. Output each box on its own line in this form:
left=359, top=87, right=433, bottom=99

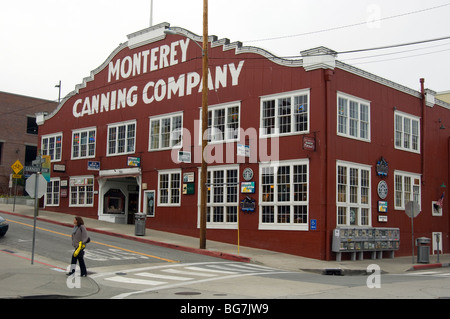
left=1, top=0, right=449, bottom=102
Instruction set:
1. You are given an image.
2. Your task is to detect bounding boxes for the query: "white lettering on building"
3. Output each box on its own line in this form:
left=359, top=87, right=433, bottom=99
left=73, top=60, right=245, bottom=118
left=108, top=39, right=190, bottom=82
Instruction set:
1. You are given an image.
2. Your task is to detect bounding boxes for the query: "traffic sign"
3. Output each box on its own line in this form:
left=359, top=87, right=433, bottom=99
left=24, top=166, right=49, bottom=173
left=25, top=174, right=47, bottom=199
left=11, top=160, right=23, bottom=174
left=12, top=174, right=22, bottom=179
left=405, top=201, right=421, bottom=218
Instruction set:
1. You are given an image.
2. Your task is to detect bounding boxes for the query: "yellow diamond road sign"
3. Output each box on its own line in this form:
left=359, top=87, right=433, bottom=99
left=11, top=160, right=23, bottom=174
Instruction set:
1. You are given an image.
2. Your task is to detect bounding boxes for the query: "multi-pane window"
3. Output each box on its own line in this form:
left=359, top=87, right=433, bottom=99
left=107, top=121, right=136, bottom=155
left=336, top=161, right=371, bottom=226
left=337, top=93, right=370, bottom=141
left=69, top=176, right=94, bottom=207
left=41, top=133, right=62, bottom=161
left=394, top=112, right=420, bottom=153
left=204, top=166, right=239, bottom=228
left=261, top=89, right=309, bottom=136
left=158, top=170, right=181, bottom=206
left=202, top=102, right=240, bottom=143
left=394, top=171, right=421, bottom=209
left=149, top=113, right=183, bottom=150
left=46, top=178, right=60, bottom=206
left=72, top=128, right=96, bottom=159
left=260, top=160, right=309, bottom=230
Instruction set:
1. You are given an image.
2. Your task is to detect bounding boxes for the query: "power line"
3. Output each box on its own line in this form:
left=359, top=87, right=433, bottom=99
left=244, top=3, right=450, bottom=43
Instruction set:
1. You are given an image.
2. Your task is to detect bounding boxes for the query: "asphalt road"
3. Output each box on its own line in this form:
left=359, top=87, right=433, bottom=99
left=2, top=214, right=450, bottom=302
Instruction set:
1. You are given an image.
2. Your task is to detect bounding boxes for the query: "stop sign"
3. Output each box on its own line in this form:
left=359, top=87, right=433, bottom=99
left=25, top=174, right=47, bottom=198
left=405, top=201, right=421, bottom=218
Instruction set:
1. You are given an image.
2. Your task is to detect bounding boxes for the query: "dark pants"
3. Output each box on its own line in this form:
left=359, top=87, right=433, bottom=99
left=70, top=249, right=87, bottom=276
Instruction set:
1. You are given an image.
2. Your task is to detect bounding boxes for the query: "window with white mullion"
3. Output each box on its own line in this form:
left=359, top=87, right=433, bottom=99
left=337, top=93, right=371, bottom=142
left=261, top=89, right=309, bottom=137
left=336, top=161, right=371, bottom=226
left=394, top=111, right=420, bottom=153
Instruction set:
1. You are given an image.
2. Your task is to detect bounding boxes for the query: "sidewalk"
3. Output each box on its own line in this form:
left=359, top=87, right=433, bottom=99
left=1, top=203, right=449, bottom=298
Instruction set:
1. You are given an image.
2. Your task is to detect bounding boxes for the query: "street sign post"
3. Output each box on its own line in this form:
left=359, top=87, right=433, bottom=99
left=405, top=201, right=421, bottom=264
left=10, top=160, right=23, bottom=212
left=26, top=155, right=51, bottom=265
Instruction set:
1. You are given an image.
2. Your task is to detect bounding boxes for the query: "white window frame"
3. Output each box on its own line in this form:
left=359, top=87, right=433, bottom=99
left=149, top=112, right=183, bottom=151
left=46, top=178, right=60, bottom=207
left=69, top=176, right=94, bottom=207
left=158, top=169, right=181, bottom=206
left=394, top=111, right=420, bottom=153
left=336, top=161, right=371, bottom=227
left=41, top=132, right=63, bottom=162
left=71, top=127, right=96, bottom=159
left=199, top=101, right=241, bottom=144
left=107, top=120, right=136, bottom=156
left=260, top=89, right=310, bottom=137
left=394, top=170, right=421, bottom=210
left=259, top=159, right=309, bottom=230
left=337, top=92, right=371, bottom=142
left=197, top=164, right=239, bottom=229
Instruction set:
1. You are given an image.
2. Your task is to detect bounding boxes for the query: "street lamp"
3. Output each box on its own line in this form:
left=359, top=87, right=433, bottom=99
left=164, top=0, right=209, bottom=249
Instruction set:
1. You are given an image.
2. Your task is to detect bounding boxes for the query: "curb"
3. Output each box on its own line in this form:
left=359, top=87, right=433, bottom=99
left=0, top=210, right=251, bottom=264
left=410, top=262, right=450, bottom=271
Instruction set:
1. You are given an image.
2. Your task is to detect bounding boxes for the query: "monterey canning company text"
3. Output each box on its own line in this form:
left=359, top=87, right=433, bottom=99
left=72, top=38, right=245, bottom=119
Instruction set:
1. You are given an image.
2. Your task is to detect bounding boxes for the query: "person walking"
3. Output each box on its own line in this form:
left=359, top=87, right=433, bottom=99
left=67, top=216, right=89, bottom=277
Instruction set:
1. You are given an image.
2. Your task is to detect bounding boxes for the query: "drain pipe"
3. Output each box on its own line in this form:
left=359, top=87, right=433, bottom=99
left=420, top=78, right=426, bottom=184
left=324, top=69, right=334, bottom=260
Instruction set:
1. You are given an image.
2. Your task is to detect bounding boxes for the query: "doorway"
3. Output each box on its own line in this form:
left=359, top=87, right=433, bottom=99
left=127, top=193, right=139, bottom=224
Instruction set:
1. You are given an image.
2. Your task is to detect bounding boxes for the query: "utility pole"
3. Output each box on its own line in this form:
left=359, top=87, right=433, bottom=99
left=199, top=0, right=209, bottom=249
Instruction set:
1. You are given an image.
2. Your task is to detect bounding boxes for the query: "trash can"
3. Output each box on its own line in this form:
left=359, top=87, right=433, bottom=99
left=134, top=212, right=146, bottom=236
left=416, top=237, right=431, bottom=263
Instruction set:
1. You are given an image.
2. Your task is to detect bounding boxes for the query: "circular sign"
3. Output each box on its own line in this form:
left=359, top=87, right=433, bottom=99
left=242, top=168, right=253, bottom=181
left=377, top=180, right=388, bottom=199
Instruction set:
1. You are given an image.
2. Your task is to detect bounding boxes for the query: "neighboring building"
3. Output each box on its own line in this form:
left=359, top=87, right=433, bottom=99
left=437, top=91, right=450, bottom=104
left=37, top=23, right=450, bottom=260
left=0, top=91, right=58, bottom=195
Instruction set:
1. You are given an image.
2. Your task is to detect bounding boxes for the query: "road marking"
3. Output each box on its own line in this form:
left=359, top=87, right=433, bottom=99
left=105, top=276, right=167, bottom=286
left=136, top=272, right=193, bottom=281
left=162, top=268, right=218, bottom=277
left=6, top=217, right=178, bottom=263
left=185, top=266, right=236, bottom=274
left=94, top=261, right=297, bottom=299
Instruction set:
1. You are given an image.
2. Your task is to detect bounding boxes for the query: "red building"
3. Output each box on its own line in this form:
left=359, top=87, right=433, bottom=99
left=37, top=23, right=450, bottom=260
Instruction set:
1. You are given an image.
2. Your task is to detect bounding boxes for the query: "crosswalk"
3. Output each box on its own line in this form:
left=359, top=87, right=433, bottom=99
left=91, top=262, right=289, bottom=298
left=405, top=270, right=450, bottom=278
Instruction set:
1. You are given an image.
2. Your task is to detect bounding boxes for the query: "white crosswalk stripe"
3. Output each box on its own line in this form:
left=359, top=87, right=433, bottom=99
left=405, top=271, right=450, bottom=277
left=99, top=262, right=285, bottom=289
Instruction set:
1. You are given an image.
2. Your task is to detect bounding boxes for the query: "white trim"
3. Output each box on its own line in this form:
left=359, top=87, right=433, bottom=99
left=71, top=126, right=97, bottom=160
left=148, top=111, right=183, bottom=151
left=41, top=132, right=63, bottom=162
left=394, top=111, right=421, bottom=154
left=394, top=170, right=421, bottom=210
left=198, top=101, right=241, bottom=145
left=336, top=160, right=372, bottom=227
left=106, top=120, right=137, bottom=156
left=157, top=169, right=181, bottom=207
left=336, top=92, right=371, bottom=142
left=197, top=164, right=240, bottom=229
left=260, top=89, right=310, bottom=138
left=259, top=159, right=309, bottom=231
